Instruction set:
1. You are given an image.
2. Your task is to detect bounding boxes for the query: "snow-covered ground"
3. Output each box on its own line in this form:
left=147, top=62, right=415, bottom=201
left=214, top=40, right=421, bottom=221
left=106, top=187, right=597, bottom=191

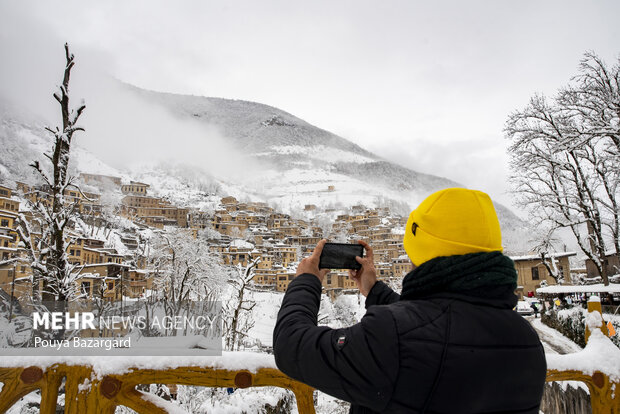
left=247, top=290, right=284, bottom=348
left=528, top=317, right=583, bottom=355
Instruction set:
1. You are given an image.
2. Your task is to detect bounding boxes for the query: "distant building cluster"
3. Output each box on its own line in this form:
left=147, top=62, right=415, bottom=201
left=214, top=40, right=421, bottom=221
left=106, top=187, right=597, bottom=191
left=0, top=172, right=608, bottom=306
left=0, top=173, right=411, bottom=304
left=195, top=196, right=411, bottom=294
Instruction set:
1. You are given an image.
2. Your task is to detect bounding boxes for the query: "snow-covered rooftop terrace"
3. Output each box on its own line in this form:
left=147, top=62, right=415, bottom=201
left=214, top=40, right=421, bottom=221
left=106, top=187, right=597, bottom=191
left=537, top=283, right=620, bottom=294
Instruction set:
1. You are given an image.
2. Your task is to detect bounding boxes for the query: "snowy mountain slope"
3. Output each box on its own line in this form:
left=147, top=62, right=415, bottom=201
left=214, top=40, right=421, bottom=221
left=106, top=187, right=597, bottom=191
left=125, top=85, right=525, bottom=228
left=0, top=99, right=124, bottom=184
left=131, top=85, right=456, bottom=193
left=130, top=85, right=376, bottom=156
left=123, top=87, right=453, bottom=204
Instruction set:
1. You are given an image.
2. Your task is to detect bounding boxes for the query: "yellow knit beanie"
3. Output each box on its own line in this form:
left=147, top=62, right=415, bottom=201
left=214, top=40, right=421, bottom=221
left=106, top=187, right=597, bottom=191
left=403, top=188, right=503, bottom=266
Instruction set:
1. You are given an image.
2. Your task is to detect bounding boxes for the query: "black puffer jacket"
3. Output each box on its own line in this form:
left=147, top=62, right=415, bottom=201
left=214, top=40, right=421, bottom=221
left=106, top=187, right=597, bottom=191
left=273, top=274, right=546, bottom=413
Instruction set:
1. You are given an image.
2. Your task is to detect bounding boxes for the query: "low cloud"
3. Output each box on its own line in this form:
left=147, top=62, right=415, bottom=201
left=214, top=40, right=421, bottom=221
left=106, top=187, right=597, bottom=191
left=0, top=7, right=260, bottom=183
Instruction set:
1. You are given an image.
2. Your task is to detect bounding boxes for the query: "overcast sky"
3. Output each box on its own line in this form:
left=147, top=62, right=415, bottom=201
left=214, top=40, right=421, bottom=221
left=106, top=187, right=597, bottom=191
left=1, top=1, right=619, bottom=208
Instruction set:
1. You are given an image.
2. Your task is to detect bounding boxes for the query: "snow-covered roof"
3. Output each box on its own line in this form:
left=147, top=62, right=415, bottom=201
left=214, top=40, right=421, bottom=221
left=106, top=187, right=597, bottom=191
left=80, top=263, right=131, bottom=269
left=0, top=196, right=20, bottom=203
left=78, top=235, right=107, bottom=242
left=77, top=272, right=105, bottom=279
left=229, top=239, right=254, bottom=249
left=0, top=210, right=18, bottom=218
left=537, top=284, right=620, bottom=294
left=510, top=251, right=577, bottom=261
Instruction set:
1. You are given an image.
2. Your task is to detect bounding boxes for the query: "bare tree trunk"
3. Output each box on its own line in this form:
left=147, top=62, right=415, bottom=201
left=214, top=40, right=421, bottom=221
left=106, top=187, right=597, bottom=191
left=17, top=43, right=86, bottom=303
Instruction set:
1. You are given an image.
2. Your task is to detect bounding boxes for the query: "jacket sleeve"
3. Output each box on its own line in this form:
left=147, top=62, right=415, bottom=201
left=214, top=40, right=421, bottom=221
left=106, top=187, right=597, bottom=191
left=273, top=274, right=399, bottom=412
left=364, top=280, right=400, bottom=309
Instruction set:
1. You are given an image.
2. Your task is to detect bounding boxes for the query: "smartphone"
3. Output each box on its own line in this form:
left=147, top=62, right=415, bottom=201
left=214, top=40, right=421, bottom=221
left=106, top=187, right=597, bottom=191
left=319, top=243, right=364, bottom=270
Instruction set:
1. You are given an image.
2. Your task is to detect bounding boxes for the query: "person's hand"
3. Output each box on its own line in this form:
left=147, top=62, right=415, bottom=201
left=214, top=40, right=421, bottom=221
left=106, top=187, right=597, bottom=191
left=296, top=239, right=330, bottom=282
left=348, top=240, right=377, bottom=297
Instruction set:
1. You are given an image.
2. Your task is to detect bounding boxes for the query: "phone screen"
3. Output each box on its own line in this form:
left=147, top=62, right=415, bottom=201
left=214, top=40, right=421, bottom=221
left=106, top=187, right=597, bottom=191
left=319, top=243, right=364, bottom=270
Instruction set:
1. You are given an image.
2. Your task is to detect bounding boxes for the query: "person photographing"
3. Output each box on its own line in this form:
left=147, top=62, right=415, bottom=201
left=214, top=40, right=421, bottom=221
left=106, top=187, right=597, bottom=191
left=273, top=188, right=546, bottom=413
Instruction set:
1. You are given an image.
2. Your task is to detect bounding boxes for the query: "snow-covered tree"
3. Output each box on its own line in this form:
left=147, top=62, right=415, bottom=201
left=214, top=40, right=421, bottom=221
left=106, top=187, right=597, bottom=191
left=531, top=227, right=566, bottom=285
left=505, top=52, right=619, bottom=285
left=222, top=257, right=259, bottom=351
left=229, top=226, right=242, bottom=239
left=558, top=52, right=620, bottom=255
left=332, top=222, right=351, bottom=243
left=150, top=229, right=226, bottom=335
left=198, top=227, right=221, bottom=241
left=315, top=214, right=334, bottom=238
left=15, top=43, right=86, bottom=302
left=83, top=185, right=123, bottom=240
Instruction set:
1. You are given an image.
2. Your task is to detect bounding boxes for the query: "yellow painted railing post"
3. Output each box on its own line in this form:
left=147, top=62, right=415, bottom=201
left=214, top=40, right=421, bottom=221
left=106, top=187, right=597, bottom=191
left=546, top=294, right=618, bottom=414
left=586, top=295, right=609, bottom=342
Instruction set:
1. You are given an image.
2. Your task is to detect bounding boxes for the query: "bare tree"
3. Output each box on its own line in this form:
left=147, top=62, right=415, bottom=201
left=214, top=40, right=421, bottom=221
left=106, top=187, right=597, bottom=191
left=223, top=257, right=259, bottom=351
left=16, top=43, right=86, bottom=302
left=505, top=52, right=619, bottom=285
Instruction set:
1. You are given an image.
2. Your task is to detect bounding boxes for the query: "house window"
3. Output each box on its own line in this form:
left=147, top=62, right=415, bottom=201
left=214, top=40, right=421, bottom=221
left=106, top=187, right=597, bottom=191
left=108, top=282, right=114, bottom=290
left=1, top=219, right=8, bottom=227
left=531, top=267, right=540, bottom=280
left=81, top=281, right=91, bottom=295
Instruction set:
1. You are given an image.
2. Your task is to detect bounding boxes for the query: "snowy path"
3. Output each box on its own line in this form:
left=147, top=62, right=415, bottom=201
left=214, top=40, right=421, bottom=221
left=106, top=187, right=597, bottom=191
left=527, top=317, right=582, bottom=355
left=527, top=317, right=590, bottom=397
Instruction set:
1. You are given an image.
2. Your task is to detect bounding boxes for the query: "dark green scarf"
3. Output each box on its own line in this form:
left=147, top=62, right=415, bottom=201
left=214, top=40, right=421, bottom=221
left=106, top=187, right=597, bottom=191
left=400, top=251, right=517, bottom=302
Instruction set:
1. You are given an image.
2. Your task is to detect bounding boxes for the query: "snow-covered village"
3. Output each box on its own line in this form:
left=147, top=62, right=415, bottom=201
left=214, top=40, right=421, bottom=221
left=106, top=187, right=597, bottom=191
left=0, top=2, right=619, bottom=413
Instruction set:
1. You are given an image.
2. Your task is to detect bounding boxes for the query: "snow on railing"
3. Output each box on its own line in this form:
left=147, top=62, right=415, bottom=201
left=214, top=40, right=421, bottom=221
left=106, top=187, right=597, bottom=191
left=545, top=295, right=620, bottom=413
left=0, top=352, right=315, bottom=413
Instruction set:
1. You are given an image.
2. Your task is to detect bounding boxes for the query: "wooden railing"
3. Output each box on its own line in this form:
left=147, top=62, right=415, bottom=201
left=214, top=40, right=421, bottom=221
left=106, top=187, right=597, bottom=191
left=544, top=297, right=620, bottom=413
left=0, top=362, right=316, bottom=414
left=0, top=298, right=618, bottom=413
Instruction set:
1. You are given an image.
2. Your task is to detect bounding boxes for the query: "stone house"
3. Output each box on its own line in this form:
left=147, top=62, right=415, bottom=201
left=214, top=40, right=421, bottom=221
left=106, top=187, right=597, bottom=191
left=511, top=252, right=576, bottom=299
